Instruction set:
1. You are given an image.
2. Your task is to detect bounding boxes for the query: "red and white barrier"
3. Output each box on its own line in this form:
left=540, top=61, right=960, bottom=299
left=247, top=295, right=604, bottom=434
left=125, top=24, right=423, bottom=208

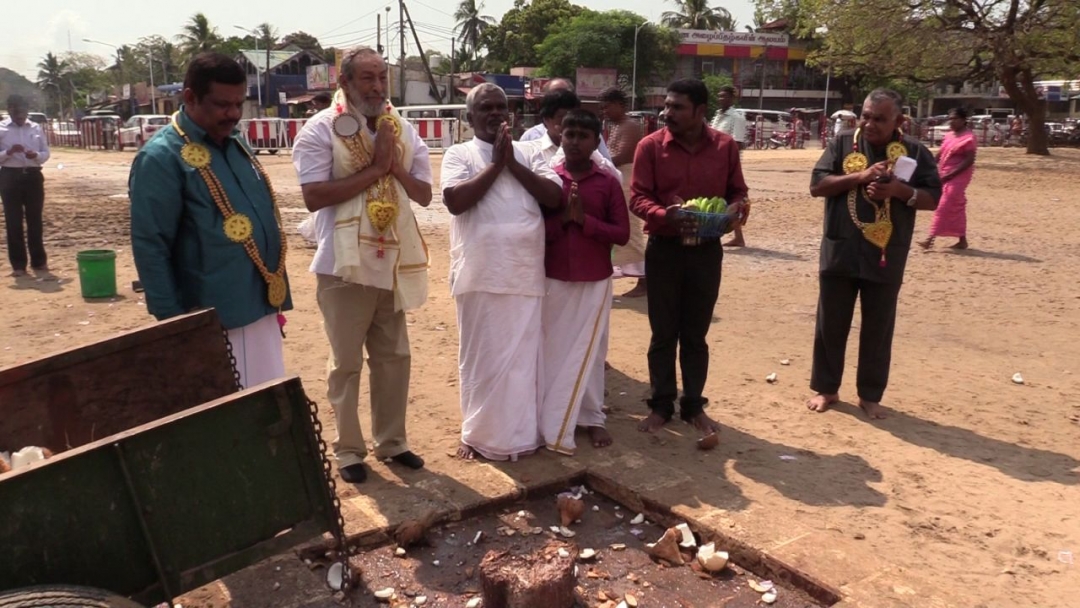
left=411, top=118, right=454, bottom=149
left=239, top=119, right=286, bottom=154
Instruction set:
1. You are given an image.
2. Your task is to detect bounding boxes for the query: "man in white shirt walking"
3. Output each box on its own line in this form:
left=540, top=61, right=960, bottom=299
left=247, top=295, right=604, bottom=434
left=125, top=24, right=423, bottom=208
left=709, top=86, right=750, bottom=248
left=0, top=95, right=51, bottom=277
left=292, top=47, right=432, bottom=483
left=440, top=83, right=563, bottom=461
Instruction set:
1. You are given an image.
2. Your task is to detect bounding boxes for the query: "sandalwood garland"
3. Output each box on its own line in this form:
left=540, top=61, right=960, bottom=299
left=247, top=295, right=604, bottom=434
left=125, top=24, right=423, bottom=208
left=171, top=113, right=288, bottom=308
left=332, top=102, right=403, bottom=258
left=842, top=127, right=908, bottom=268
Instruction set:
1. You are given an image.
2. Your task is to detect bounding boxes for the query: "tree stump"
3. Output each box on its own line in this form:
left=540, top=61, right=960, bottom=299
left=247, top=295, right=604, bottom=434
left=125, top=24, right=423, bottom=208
left=479, top=541, right=577, bottom=608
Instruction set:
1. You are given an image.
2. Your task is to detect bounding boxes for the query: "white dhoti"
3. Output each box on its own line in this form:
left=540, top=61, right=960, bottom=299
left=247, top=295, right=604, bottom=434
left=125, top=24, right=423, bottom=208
left=455, top=292, right=544, bottom=460
left=226, top=313, right=286, bottom=389
left=538, top=279, right=612, bottom=455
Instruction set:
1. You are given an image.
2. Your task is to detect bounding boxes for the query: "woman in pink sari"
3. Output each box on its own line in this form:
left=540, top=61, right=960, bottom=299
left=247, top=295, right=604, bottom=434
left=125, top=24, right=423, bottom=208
left=920, top=107, right=977, bottom=250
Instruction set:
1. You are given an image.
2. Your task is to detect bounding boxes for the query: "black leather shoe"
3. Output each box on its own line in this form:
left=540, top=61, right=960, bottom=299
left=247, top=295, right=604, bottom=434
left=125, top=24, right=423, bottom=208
left=339, top=463, right=367, bottom=483
left=389, top=451, right=425, bottom=470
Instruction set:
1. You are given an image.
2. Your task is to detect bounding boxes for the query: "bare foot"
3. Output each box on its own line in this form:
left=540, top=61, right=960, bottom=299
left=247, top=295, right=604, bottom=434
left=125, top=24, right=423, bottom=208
left=9, top=270, right=27, bottom=277
left=621, top=280, right=647, bottom=299
left=806, top=393, right=839, bottom=413
left=456, top=442, right=477, bottom=460
left=917, top=239, right=933, bottom=250
left=722, top=237, right=745, bottom=247
left=686, top=412, right=722, bottom=434
left=637, top=412, right=668, bottom=433
left=582, top=426, right=613, bottom=448
left=858, top=399, right=888, bottom=420
left=949, top=238, right=968, bottom=250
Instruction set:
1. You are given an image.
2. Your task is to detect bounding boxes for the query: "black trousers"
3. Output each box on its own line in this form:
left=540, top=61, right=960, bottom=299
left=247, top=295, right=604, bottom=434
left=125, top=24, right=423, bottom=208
left=811, top=274, right=902, bottom=403
left=0, top=167, right=47, bottom=272
left=645, top=236, right=722, bottom=421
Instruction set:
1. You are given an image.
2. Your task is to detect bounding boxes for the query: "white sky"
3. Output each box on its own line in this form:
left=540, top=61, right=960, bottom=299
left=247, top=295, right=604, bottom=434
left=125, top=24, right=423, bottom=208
left=5, top=0, right=757, bottom=81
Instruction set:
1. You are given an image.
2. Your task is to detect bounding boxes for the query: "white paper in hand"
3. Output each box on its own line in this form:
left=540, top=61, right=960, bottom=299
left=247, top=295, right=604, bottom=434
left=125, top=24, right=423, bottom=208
left=894, top=156, right=917, bottom=182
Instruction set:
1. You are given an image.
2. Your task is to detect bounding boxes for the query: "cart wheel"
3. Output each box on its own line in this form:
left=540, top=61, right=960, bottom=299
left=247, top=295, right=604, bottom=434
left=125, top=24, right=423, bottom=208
left=0, top=585, right=145, bottom=608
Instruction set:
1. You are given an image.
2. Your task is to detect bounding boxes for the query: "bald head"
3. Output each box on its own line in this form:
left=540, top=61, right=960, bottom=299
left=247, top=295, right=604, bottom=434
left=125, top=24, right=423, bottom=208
left=546, top=78, right=574, bottom=93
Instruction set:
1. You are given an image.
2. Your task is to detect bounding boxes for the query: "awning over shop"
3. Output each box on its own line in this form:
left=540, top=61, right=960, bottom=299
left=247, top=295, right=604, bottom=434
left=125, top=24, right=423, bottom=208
left=286, top=94, right=317, bottom=105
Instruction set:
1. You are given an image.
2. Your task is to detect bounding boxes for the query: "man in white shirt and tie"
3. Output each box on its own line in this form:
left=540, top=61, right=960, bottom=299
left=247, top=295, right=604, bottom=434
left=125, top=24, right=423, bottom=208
left=0, top=95, right=50, bottom=277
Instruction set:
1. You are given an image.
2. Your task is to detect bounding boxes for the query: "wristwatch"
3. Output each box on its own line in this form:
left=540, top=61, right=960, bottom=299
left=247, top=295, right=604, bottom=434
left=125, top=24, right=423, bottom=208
left=906, top=187, right=919, bottom=207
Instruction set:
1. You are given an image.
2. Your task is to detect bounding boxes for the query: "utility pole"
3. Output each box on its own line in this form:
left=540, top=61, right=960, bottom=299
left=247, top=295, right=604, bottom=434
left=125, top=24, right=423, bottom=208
left=450, top=36, right=455, bottom=103
left=149, top=48, right=156, bottom=113
left=399, top=0, right=406, bottom=105
left=402, top=0, right=444, bottom=103
left=758, top=44, right=768, bottom=110
left=377, top=13, right=383, bottom=57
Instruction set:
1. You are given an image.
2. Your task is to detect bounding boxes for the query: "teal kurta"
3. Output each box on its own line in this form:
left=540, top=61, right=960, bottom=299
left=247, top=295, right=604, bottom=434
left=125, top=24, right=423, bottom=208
left=129, top=109, right=292, bottom=330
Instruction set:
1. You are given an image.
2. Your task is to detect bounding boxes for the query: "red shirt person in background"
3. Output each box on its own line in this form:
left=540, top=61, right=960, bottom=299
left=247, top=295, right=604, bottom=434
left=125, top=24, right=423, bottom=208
left=539, top=108, right=629, bottom=455
left=630, top=79, right=748, bottom=438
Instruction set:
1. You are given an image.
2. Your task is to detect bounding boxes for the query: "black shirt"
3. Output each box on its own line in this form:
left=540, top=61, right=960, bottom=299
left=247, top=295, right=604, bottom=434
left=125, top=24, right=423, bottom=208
left=811, top=131, right=942, bottom=284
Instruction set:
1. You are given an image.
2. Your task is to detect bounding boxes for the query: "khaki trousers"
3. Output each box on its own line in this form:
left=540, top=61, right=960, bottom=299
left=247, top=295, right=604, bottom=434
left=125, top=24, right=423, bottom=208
left=316, top=274, right=411, bottom=466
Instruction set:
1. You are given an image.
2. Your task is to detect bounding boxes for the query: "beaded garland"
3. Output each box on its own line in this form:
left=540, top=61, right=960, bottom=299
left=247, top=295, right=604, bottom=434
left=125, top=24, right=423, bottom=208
left=841, top=127, right=907, bottom=268
left=171, top=114, right=288, bottom=308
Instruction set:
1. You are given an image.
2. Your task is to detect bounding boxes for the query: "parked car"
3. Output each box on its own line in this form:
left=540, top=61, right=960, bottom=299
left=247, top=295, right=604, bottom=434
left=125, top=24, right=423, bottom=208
left=120, top=114, right=170, bottom=147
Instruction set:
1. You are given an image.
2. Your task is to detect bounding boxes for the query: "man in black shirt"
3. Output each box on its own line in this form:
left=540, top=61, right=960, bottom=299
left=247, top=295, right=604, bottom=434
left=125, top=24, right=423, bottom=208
left=806, top=89, right=942, bottom=419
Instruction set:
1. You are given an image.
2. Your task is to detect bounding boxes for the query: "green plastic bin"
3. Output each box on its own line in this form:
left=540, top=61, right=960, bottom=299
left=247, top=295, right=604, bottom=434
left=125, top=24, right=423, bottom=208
left=76, top=249, right=117, bottom=299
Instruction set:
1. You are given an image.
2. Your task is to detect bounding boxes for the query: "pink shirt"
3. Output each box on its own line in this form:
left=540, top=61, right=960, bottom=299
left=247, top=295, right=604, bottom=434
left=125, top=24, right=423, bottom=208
left=545, top=161, right=630, bottom=282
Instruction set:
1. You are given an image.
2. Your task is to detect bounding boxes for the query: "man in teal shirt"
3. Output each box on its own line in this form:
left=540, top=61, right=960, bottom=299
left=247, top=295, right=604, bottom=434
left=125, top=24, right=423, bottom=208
left=129, top=53, right=292, bottom=388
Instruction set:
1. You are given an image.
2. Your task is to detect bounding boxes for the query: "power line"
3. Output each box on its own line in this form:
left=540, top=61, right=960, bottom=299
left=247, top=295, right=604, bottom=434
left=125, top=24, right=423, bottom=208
left=320, top=26, right=379, bottom=43
left=317, top=5, right=392, bottom=38
left=412, top=0, right=456, bottom=18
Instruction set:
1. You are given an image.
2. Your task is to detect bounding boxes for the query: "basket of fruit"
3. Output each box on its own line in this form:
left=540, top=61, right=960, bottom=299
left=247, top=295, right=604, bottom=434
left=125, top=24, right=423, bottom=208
left=680, top=196, right=734, bottom=239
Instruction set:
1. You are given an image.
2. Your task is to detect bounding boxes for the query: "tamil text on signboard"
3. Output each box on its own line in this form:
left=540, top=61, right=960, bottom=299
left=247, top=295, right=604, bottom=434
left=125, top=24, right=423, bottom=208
left=678, top=29, right=789, bottom=48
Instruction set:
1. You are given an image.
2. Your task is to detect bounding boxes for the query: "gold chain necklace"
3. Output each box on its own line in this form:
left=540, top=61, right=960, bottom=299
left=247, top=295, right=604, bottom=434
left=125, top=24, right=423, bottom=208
left=171, top=113, right=288, bottom=308
left=841, top=128, right=907, bottom=268
left=333, top=104, right=402, bottom=258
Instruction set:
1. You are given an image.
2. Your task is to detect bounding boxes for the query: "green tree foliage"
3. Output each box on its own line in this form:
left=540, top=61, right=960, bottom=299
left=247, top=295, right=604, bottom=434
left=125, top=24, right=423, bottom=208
left=281, top=31, right=324, bottom=54
left=661, top=0, right=736, bottom=30
left=481, top=0, right=585, bottom=72
left=759, top=0, right=1080, bottom=155
left=535, top=10, right=681, bottom=94
left=176, top=12, right=222, bottom=62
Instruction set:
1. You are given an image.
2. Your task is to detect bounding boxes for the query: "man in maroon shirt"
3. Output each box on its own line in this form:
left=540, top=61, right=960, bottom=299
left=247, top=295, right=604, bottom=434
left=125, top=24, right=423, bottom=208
left=630, top=79, right=749, bottom=436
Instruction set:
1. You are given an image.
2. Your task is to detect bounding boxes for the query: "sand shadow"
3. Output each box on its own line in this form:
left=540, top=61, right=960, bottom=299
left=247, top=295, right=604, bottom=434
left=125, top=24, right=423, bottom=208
left=601, top=368, right=886, bottom=510
left=8, top=274, right=73, bottom=293
left=943, top=248, right=1042, bottom=263
left=826, top=400, right=1080, bottom=484
left=724, top=246, right=805, bottom=262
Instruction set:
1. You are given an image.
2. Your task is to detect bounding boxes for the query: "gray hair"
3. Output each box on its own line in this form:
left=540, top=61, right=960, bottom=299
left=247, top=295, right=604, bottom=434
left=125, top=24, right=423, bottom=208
left=340, top=46, right=383, bottom=82
left=865, top=88, right=904, bottom=116
left=466, top=82, right=506, bottom=113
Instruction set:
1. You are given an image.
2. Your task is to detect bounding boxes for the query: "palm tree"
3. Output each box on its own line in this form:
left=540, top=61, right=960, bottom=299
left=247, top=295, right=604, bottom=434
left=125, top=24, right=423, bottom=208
left=255, top=23, right=279, bottom=50
left=454, top=0, right=496, bottom=61
left=177, top=12, right=222, bottom=61
left=661, top=0, right=735, bottom=30
left=37, top=52, right=69, bottom=117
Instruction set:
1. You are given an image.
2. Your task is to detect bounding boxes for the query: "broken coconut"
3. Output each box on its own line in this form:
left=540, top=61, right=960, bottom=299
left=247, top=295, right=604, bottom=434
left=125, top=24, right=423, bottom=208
left=762, top=589, right=778, bottom=604
left=675, top=523, right=697, bottom=548
left=556, top=493, right=585, bottom=527
left=578, top=548, right=597, bottom=561
left=646, top=528, right=685, bottom=565
left=629, top=513, right=645, bottom=525
left=766, top=372, right=778, bottom=384
left=557, top=548, right=571, bottom=559
left=465, top=598, right=482, bottom=608
left=394, top=547, right=407, bottom=557
left=326, top=562, right=345, bottom=591
left=696, top=542, right=729, bottom=572
left=748, top=579, right=774, bottom=593
left=558, top=526, right=576, bottom=538
left=697, top=432, right=719, bottom=451
left=374, top=588, right=395, bottom=602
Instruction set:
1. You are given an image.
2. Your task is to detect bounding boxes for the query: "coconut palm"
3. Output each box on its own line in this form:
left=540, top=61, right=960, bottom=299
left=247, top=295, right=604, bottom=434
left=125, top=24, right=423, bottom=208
left=255, top=23, right=279, bottom=50
left=177, top=12, right=222, bottom=60
left=454, top=0, right=496, bottom=61
left=37, top=51, right=69, bottom=116
left=661, top=0, right=736, bottom=30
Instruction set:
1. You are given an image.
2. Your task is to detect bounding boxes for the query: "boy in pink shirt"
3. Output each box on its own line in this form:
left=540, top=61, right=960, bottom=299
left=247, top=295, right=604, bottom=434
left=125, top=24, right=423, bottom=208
left=539, top=109, right=630, bottom=454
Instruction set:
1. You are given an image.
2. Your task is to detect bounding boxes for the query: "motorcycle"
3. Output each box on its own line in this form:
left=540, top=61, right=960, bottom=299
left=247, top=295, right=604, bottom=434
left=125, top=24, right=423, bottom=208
left=768, top=128, right=796, bottom=149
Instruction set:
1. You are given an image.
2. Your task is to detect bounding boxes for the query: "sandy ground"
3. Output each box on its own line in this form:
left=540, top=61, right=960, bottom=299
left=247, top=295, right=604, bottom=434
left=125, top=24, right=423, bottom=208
left=1, top=145, right=1078, bottom=608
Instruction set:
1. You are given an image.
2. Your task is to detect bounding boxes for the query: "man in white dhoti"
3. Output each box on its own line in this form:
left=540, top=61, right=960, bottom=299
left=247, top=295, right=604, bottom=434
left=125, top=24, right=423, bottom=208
left=538, top=109, right=629, bottom=454
left=441, top=83, right=563, bottom=461
left=292, top=47, right=432, bottom=483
